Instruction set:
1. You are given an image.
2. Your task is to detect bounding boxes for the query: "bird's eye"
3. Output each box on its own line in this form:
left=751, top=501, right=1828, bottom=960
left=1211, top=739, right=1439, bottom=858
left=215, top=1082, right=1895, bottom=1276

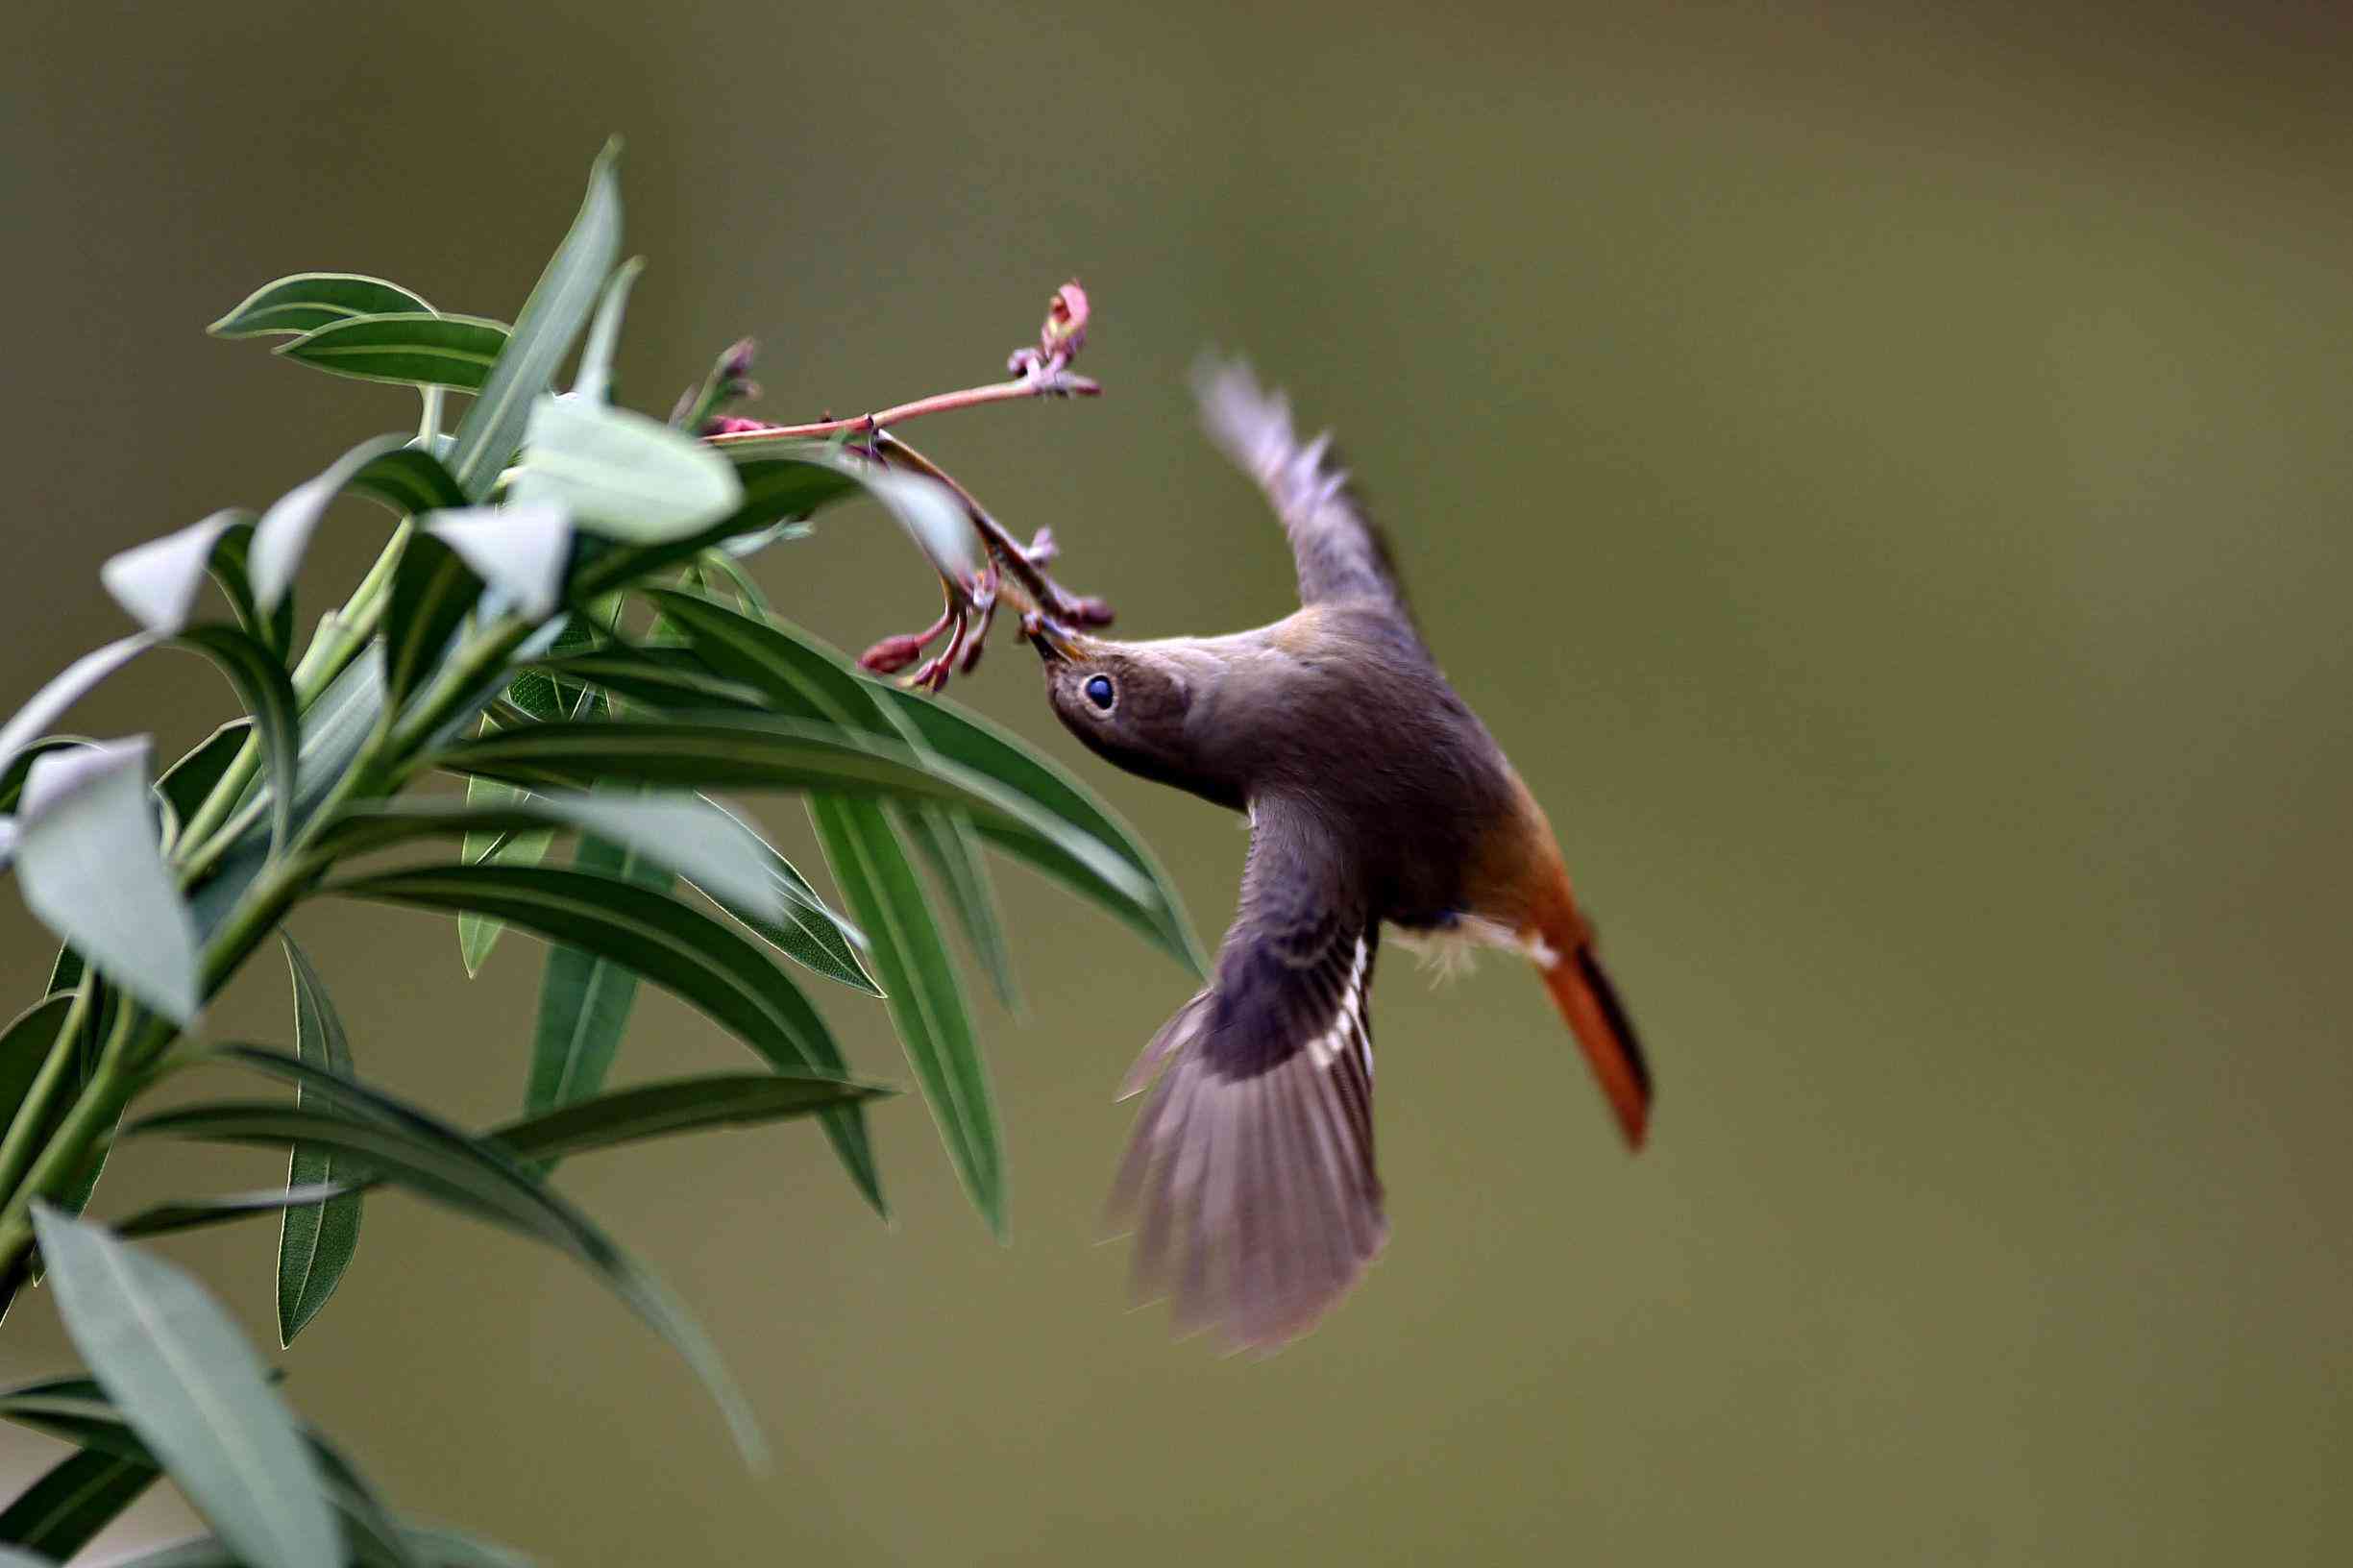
left=1084, top=674, right=1115, bottom=710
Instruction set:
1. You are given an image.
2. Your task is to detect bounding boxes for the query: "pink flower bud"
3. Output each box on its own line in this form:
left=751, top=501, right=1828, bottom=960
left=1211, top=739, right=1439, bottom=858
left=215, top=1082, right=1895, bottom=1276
left=859, top=632, right=928, bottom=674
left=1041, top=282, right=1089, bottom=360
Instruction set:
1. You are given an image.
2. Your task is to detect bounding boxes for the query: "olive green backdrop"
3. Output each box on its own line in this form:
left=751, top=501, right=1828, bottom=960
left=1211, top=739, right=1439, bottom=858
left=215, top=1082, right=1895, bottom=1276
left=4, top=2, right=2348, bottom=1562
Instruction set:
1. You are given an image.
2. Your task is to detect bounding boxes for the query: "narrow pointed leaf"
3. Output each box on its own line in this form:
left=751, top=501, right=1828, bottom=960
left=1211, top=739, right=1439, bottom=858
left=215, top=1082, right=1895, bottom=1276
left=898, top=804, right=1020, bottom=1011
left=0, top=738, right=91, bottom=815
left=327, top=863, right=880, bottom=1212
left=277, top=312, right=509, bottom=390
left=15, top=742, right=199, bottom=1022
left=687, top=811, right=880, bottom=996
left=0, top=995, right=74, bottom=1133
left=526, top=832, right=664, bottom=1163
left=450, top=141, right=622, bottom=500
left=275, top=936, right=364, bottom=1346
left=206, top=522, right=295, bottom=655
left=526, top=646, right=766, bottom=712
left=381, top=532, right=480, bottom=704
left=0, top=1381, right=425, bottom=1568
left=494, top=1071, right=887, bottom=1164
left=209, top=273, right=435, bottom=337
left=323, top=792, right=788, bottom=923
left=101, top=510, right=254, bottom=636
left=883, top=686, right=1205, bottom=973
left=425, top=503, right=572, bottom=620
left=156, top=723, right=251, bottom=825
left=431, top=714, right=1150, bottom=900
left=31, top=1206, right=341, bottom=1568
left=0, top=634, right=159, bottom=779
left=0, top=1446, right=159, bottom=1557
left=251, top=433, right=415, bottom=611
left=118, top=1185, right=354, bottom=1240
left=813, top=797, right=1004, bottom=1234
left=138, top=1049, right=765, bottom=1464
left=174, top=625, right=298, bottom=852
left=121, top=1070, right=883, bottom=1234
left=573, top=257, right=644, bottom=404
left=342, top=447, right=468, bottom=521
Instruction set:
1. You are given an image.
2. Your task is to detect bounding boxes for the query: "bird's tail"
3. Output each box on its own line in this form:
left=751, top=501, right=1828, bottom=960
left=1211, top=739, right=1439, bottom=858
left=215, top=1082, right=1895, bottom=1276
left=1534, top=921, right=1652, bottom=1150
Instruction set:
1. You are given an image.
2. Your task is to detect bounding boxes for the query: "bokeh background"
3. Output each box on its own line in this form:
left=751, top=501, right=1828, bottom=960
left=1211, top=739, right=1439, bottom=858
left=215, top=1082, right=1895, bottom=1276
left=5, top=2, right=2350, bottom=1561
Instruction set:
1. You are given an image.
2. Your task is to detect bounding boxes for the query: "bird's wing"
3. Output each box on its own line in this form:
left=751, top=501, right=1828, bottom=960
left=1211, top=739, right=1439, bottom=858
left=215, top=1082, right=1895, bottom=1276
left=1192, top=356, right=1409, bottom=614
left=1108, top=794, right=1386, bottom=1350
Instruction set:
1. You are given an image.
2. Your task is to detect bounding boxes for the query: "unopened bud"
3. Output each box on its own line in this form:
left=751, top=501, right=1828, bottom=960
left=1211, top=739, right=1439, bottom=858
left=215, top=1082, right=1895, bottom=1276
left=1070, top=595, right=1115, bottom=627
left=859, top=632, right=928, bottom=674
left=1041, top=282, right=1089, bottom=360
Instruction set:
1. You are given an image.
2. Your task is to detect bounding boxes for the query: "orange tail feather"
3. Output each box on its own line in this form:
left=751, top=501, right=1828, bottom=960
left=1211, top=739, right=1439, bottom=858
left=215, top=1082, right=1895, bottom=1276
left=1538, top=937, right=1652, bottom=1149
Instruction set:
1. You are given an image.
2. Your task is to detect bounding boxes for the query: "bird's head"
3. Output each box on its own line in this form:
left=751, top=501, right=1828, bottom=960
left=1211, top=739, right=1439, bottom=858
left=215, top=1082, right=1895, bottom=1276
left=1032, top=622, right=1243, bottom=811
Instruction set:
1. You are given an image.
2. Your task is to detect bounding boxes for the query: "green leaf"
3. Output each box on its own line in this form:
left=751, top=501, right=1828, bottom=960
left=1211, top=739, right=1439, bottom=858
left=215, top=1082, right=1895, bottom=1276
left=525, top=832, right=665, bottom=1164
left=102, top=509, right=257, bottom=637
left=118, top=1070, right=884, bottom=1238
left=449, top=141, right=623, bottom=501
left=275, top=937, right=364, bottom=1347
left=117, top=1184, right=354, bottom=1241
left=327, top=863, right=881, bottom=1213
left=157, top=723, right=252, bottom=824
left=526, top=645, right=767, bottom=712
left=31, top=1206, right=341, bottom=1568
left=320, top=791, right=792, bottom=923
left=812, top=798, right=1004, bottom=1234
left=13, top=741, right=201, bottom=1023
left=495, top=1071, right=887, bottom=1164
left=174, top=625, right=299, bottom=853
left=689, top=804, right=879, bottom=996
left=509, top=395, right=742, bottom=543
left=433, top=714, right=1151, bottom=901
left=250, top=433, right=417, bottom=611
left=343, top=446, right=469, bottom=521
left=0, top=1381, right=433, bottom=1568
left=424, top=502, right=572, bottom=621
left=897, top=803, right=1020, bottom=1012
left=0, top=1446, right=159, bottom=1557
left=569, top=455, right=861, bottom=596
left=381, top=532, right=480, bottom=705
left=206, top=520, right=296, bottom=655
left=208, top=272, right=435, bottom=338
left=277, top=312, right=510, bottom=390
left=883, top=686, right=1206, bottom=974
left=574, top=257, right=645, bottom=404
left=0, top=737, right=90, bottom=815
left=0, top=995, right=74, bottom=1138
left=141, top=1048, right=765, bottom=1465
left=0, top=634, right=159, bottom=782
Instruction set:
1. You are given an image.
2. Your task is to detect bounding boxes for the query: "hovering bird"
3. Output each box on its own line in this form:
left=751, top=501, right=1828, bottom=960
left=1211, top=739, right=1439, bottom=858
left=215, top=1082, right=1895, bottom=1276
left=1029, top=361, right=1651, bottom=1350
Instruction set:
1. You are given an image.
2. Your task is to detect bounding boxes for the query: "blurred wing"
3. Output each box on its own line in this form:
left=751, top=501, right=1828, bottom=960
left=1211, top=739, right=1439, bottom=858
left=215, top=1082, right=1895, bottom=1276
left=1108, top=795, right=1386, bottom=1350
left=1193, top=356, right=1408, bottom=613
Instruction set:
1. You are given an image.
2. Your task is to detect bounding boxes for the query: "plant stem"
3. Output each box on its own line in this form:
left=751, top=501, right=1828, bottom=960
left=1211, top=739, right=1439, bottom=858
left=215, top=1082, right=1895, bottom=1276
left=701, top=371, right=1097, bottom=450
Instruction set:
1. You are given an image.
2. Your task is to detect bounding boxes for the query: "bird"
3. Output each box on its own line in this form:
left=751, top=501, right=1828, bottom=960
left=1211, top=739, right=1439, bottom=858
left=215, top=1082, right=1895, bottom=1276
left=1028, top=359, right=1651, bottom=1352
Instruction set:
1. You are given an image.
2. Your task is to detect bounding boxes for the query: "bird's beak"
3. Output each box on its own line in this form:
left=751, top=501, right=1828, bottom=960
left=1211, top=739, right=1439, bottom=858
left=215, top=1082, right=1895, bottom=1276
left=1026, top=617, right=1091, bottom=665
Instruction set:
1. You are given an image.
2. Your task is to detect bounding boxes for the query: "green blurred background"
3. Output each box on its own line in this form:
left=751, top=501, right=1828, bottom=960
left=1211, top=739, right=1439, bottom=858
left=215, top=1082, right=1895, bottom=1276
left=5, top=1, right=2350, bottom=1561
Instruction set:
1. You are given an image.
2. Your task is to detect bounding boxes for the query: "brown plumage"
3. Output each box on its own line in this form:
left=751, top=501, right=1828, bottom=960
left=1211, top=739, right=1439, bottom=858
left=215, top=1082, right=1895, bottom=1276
left=1033, top=360, right=1650, bottom=1351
